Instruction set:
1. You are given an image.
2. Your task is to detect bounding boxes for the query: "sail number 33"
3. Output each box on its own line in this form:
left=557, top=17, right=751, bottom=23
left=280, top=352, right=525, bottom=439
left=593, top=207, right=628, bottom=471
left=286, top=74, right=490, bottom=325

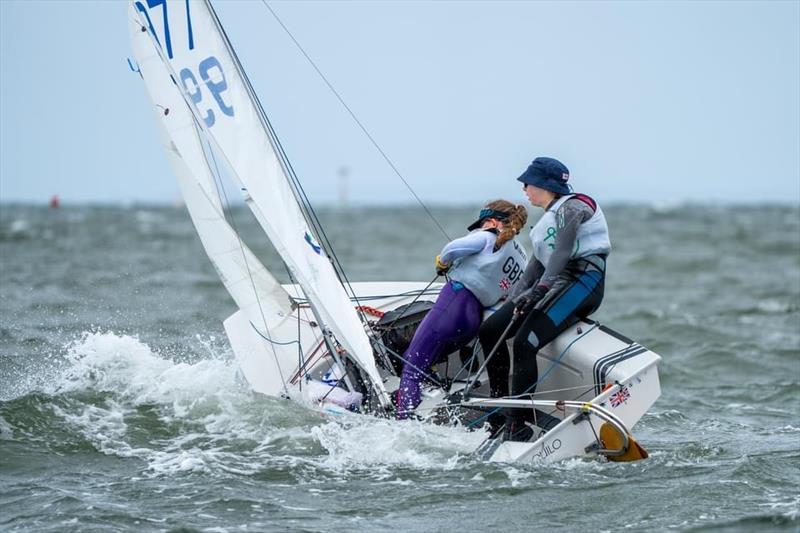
left=136, top=0, right=234, bottom=127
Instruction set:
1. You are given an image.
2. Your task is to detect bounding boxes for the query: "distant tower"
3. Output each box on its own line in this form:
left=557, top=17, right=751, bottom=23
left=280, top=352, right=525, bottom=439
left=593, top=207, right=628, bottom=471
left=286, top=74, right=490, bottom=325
left=49, top=195, right=60, bottom=209
left=337, top=166, right=350, bottom=210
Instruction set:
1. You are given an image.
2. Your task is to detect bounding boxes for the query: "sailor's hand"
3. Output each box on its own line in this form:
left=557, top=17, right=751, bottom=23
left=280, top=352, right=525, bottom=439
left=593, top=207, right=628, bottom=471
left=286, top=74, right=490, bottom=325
left=514, top=285, right=548, bottom=315
left=514, top=294, right=533, bottom=315
left=531, top=285, right=549, bottom=302
left=435, top=255, right=451, bottom=276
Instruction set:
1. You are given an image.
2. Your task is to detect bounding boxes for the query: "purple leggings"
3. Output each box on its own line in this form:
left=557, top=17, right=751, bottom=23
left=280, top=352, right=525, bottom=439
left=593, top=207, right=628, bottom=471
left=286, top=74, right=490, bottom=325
left=396, top=281, right=483, bottom=419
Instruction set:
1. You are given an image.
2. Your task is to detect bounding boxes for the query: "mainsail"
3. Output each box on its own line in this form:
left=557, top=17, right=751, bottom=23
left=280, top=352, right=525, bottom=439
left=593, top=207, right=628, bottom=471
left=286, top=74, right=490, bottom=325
left=129, top=0, right=388, bottom=404
left=130, top=6, right=303, bottom=396
left=130, top=19, right=293, bottom=324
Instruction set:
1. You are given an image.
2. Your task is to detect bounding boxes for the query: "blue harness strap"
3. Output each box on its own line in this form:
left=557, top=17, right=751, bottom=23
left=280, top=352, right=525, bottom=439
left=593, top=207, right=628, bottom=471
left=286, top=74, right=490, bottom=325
left=450, top=280, right=465, bottom=291
left=545, top=270, right=602, bottom=326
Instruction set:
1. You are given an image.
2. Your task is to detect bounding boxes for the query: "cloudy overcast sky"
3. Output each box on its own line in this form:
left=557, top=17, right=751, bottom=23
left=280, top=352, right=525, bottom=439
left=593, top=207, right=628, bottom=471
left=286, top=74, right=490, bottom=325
left=1, top=0, right=798, bottom=206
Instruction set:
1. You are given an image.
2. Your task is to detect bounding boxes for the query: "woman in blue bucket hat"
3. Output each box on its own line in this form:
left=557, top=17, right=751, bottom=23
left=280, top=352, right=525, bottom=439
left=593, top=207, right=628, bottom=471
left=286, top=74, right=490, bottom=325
left=477, top=157, right=611, bottom=441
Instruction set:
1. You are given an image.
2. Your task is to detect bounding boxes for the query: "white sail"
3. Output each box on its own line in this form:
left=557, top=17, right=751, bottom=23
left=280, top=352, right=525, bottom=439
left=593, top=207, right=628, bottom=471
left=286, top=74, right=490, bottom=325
left=129, top=4, right=298, bottom=378
left=128, top=2, right=663, bottom=463
left=130, top=0, right=387, bottom=403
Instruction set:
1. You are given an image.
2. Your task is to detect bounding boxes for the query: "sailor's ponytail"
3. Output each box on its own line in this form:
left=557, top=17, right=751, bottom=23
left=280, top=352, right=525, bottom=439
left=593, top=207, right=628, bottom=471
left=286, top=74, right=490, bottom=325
left=487, top=200, right=528, bottom=248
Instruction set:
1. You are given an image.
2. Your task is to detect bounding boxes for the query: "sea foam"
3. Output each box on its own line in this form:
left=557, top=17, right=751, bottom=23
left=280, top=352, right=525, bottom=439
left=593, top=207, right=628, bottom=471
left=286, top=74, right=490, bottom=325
left=57, top=331, right=240, bottom=405
left=44, top=331, right=486, bottom=478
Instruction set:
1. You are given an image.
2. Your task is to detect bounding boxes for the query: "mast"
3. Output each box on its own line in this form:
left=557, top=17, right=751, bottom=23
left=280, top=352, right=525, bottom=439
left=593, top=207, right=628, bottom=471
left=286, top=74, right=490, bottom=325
left=200, top=0, right=354, bottom=389
left=201, top=0, right=383, bottom=406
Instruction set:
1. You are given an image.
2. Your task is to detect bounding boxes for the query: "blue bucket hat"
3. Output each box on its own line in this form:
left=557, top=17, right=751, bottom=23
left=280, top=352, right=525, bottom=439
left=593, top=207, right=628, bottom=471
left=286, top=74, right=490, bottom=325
left=517, top=157, right=571, bottom=195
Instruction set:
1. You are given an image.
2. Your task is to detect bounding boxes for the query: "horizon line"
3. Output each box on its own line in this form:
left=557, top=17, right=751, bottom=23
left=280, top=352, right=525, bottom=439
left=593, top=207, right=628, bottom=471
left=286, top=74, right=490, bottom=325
left=1, top=199, right=798, bottom=208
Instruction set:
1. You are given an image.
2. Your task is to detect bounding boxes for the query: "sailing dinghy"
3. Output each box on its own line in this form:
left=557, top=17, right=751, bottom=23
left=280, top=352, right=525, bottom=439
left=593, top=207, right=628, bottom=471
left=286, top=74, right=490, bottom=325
left=128, top=0, right=661, bottom=464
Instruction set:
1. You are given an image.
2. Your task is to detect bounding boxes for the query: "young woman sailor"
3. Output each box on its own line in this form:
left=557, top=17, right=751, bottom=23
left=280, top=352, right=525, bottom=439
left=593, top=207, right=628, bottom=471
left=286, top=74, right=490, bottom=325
left=395, top=200, right=528, bottom=420
left=477, top=157, right=611, bottom=440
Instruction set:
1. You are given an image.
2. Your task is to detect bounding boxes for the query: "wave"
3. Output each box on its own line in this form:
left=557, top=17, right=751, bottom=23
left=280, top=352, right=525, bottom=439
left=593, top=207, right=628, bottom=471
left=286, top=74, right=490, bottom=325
left=0, top=331, right=489, bottom=479
left=54, top=331, right=240, bottom=403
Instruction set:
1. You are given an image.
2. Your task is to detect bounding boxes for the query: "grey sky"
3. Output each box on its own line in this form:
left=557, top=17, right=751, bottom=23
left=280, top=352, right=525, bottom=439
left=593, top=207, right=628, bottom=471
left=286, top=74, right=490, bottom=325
left=1, top=0, right=798, bottom=206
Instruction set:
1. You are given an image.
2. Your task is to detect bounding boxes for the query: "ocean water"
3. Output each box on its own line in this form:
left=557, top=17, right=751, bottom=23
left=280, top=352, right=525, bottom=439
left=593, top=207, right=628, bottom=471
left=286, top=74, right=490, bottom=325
left=1, top=203, right=798, bottom=532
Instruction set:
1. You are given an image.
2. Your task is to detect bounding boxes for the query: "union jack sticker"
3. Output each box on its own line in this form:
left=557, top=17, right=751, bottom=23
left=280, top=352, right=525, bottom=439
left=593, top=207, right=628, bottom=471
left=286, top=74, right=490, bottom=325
left=610, top=386, right=631, bottom=407
left=499, top=278, right=511, bottom=291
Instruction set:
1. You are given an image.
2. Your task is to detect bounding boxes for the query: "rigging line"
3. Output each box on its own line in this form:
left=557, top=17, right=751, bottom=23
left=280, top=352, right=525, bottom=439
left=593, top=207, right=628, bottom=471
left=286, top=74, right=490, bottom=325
left=296, top=291, right=303, bottom=393
left=283, top=263, right=310, bottom=391
left=202, top=0, right=332, bottom=279
left=209, top=0, right=372, bottom=332
left=449, top=341, right=482, bottom=387
left=204, top=137, right=291, bottom=396
left=204, top=1, right=367, bottom=398
left=250, top=322, right=300, bottom=346
left=255, top=102, right=373, bottom=329
left=290, top=286, right=442, bottom=304
left=131, top=9, right=293, bottom=394
left=260, top=0, right=452, bottom=242
left=372, top=338, right=447, bottom=389
left=527, top=383, right=600, bottom=396
left=507, top=323, right=599, bottom=400
left=281, top=267, right=316, bottom=327
left=379, top=275, right=440, bottom=331
left=205, top=0, right=335, bottom=271
left=586, top=416, right=601, bottom=450
left=289, top=339, right=327, bottom=385
left=466, top=322, right=599, bottom=429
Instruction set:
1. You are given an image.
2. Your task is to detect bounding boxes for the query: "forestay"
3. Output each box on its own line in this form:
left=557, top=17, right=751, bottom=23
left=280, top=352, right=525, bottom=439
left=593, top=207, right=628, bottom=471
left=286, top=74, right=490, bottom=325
left=129, top=0, right=387, bottom=404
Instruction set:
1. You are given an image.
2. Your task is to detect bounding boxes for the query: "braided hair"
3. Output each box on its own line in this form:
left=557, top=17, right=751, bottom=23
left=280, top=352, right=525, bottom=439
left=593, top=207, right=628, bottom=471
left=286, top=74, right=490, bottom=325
left=485, top=199, right=528, bottom=248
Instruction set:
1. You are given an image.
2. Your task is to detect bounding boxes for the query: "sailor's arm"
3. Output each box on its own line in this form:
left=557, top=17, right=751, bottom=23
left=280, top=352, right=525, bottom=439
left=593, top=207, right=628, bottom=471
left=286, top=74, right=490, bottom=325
left=509, top=257, right=544, bottom=301
left=539, top=199, right=595, bottom=288
left=439, top=231, right=494, bottom=265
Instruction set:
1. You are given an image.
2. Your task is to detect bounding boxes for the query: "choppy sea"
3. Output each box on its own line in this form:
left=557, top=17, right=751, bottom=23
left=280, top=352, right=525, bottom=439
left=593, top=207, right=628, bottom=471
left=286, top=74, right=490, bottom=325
left=1, top=203, right=798, bottom=532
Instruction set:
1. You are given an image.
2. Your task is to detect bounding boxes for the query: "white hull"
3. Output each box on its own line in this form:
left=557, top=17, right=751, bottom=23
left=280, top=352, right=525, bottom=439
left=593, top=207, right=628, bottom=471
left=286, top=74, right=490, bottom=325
left=223, top=281, right=443, bottom=398
left=224, top=281, right=662, bottom=464
left=129, top=0, right=661, bottom=466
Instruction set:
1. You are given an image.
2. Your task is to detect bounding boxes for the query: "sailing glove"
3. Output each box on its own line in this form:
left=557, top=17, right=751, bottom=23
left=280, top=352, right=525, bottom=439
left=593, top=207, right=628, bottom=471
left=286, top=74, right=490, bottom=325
left=435, top=255, right=451, bottom=276
left=514, top=285, right=549, bottom=314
